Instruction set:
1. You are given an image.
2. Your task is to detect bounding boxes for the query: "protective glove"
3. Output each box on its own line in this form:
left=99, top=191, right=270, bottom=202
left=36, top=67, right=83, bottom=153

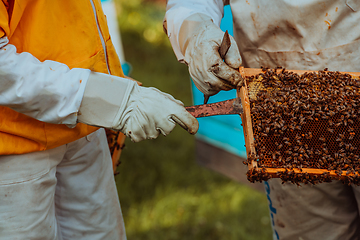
left=179, top=13, right=243, bottom=97
left=78, top=72, right=198, bottom=142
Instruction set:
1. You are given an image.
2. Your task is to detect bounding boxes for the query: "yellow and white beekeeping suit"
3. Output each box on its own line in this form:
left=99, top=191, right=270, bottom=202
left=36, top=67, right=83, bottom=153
left=0, top=0, right=198, bottom=238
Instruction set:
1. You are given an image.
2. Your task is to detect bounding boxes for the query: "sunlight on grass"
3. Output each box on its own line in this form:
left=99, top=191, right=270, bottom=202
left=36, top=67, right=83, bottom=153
left=124, top=183, right=271, bottom=239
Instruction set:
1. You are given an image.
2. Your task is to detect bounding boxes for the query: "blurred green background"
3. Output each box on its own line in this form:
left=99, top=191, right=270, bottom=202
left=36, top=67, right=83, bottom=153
left=114, top=0, right=273, bottom=239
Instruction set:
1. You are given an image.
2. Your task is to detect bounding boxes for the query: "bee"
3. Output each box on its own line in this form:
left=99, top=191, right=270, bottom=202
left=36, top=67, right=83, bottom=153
left=349, top=133, right=355, bottom=140
left=265, top=127, right=270, bottom=133
left=335, top=169, right=343, bottom=177
left=306, top=132, right=313, bottom=139
left=327, top=128, right=334, bottom=133
left=285, top=150, right=293, bottom=155
left=319, top=136, right=326, bottom=142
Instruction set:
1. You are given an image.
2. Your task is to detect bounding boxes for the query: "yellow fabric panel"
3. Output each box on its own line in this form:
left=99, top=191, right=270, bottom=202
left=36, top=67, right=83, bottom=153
left=45, top=123, right=99, bottom=151
left=10, top=0, right=102, bottom=68
left=0, top=107, right=46, bottom=154
left=0, top=1, right=10, bottom=37
left=106, top=38, right=125, bottom=77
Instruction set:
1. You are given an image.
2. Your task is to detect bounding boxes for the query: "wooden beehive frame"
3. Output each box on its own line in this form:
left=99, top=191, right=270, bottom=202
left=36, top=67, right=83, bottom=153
left=237, top=67, right=360, bottom=179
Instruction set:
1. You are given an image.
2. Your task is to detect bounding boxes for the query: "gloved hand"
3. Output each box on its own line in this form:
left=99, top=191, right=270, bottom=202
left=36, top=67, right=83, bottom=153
left=179, top=13, right=243, bottom=97
left=78, top=72, right=198, bottom=142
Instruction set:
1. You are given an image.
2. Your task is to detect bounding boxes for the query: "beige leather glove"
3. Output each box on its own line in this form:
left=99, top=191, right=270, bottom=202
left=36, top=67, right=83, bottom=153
left=179, top=13, right=243, bottom=97
left=78, top=72, right=198, bottom=142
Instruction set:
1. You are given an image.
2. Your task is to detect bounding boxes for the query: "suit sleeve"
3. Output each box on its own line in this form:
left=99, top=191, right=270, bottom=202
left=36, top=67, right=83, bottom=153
left=0, top=36, right=90, bottom=126
left=163, top=0, right=224, bottom=61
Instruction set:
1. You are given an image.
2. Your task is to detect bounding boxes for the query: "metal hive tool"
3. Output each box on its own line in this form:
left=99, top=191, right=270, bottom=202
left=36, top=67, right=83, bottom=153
left=237, top=67, right=360, bottom=185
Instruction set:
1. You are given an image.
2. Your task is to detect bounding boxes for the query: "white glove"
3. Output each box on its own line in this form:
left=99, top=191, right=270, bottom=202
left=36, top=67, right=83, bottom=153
left=179, top=13, right=243, bottom=96
left=78, top=72, right=198, bottom=142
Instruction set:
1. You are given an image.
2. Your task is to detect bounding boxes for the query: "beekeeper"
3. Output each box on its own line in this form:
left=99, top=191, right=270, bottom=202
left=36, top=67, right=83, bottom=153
left=0, top=1, right=198, bottom=239
left=164, top=1, right=360, bottom=239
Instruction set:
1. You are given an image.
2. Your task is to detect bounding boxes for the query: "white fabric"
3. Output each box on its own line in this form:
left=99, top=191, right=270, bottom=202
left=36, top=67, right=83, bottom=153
left=164, top=0, right=224, bottom=61
left=0, top=37, right=90, bottom=126
left=165, top=0, right=360, bottom=71
left=0, top=129, right=126, bottom=240
left=229, top=0, right=360, bottom=71
left=78, top=71, right=136, bottom=128
left=180, top=13, right=243, bottom=96
left=267, top=179, right=360, bottom=240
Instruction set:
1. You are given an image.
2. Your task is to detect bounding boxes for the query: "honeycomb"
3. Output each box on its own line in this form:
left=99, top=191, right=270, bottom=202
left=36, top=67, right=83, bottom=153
left=244, top=68, right=360, bottom=185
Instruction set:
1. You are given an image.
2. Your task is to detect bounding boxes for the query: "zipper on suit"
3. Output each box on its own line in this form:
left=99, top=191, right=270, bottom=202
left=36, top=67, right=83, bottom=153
left=90, top=0, right=111, bottom=74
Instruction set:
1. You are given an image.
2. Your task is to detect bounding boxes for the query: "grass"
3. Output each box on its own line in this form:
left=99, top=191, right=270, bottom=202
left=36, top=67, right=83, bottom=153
left=114, top=1, right=273, bottom=239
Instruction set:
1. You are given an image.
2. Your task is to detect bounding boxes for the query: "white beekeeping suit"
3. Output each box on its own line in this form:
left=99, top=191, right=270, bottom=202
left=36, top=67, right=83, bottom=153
left=164, top=0, right=360, bottom=239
